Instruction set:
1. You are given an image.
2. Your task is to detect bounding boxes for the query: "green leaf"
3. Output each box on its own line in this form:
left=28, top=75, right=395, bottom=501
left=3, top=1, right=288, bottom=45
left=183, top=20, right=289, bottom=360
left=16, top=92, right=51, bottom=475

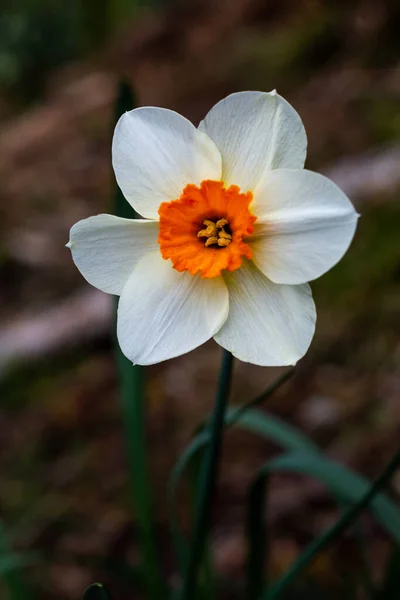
left=227, top=407, right=319, bottom=454
left=168, top=406, right=318, bottom=592
left=264, top=453, right=400, bottom=541
left=235, top=404, right=320, bottom=599
left=82, top=583, right=110, bottom=600
left=169, top=407, right=319, bottom=515
left=245, top=450, right=400, bottom=599
left=261, top=447, right=400, bottom=599
left=167, top=370, right=301, bottom=595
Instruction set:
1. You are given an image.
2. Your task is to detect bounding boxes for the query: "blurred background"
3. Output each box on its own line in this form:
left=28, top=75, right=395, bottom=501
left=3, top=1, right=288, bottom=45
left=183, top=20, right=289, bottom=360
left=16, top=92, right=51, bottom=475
left=0, top=0, right=400, bottom=598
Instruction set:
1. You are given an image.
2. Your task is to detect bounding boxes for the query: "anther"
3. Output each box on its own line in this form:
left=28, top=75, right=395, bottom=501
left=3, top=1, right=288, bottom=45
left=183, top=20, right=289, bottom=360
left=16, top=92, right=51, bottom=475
left=206, top=224, right=218, bottom=236
left=216, top=218, right=228, bottom=229
left=197, top=217, right=232, bottom=248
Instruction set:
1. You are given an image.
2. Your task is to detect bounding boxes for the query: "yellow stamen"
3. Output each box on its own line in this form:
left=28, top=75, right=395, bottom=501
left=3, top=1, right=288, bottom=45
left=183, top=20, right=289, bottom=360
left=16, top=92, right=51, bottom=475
left=206, top=224, right=218, bottom=236
left=216, top=218, right=228, bottom=229
left=197, top=218, right=232, bottom=248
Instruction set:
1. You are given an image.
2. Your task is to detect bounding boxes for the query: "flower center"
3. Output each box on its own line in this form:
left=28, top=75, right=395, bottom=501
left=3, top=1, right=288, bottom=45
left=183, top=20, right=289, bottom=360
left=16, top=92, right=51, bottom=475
left=197, top=218, right=232, bottom=247
left=158, top=180, right=256, bottom=278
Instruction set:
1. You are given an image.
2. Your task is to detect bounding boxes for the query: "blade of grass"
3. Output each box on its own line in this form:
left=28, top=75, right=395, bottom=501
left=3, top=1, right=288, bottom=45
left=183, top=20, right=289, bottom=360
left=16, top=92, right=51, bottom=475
left=265, top=453, right=400, bottom=541
left=113, top=81, right=165, bottom=600
left=181, top=349, right=234, bottom=600
left=246, top=450, right=400, bottom=600
left=261, top=447, right=400, bottom=599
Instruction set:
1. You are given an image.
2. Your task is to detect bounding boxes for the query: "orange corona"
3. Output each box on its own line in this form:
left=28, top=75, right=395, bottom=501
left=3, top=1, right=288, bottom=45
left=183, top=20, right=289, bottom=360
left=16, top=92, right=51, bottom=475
left=158, top=179, right=256, bottom=278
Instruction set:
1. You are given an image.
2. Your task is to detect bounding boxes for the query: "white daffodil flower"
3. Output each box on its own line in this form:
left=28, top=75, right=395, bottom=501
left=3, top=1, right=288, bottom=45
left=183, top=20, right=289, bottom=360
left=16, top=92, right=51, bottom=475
left=67, top=91, right=358, bottom=366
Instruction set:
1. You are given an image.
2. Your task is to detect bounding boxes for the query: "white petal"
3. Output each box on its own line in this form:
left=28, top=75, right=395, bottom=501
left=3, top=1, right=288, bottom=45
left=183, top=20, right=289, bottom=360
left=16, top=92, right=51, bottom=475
left=249, top=169, right=359, bottom=284
left=112, top=107, right=222, bottom=219
left=214, top=260, right=316, bottom=366
left=68, top=214, right=159, bottom=294
left=198, top=91, right=306, bottom=192
left=117, top=252, right=229, bottom=365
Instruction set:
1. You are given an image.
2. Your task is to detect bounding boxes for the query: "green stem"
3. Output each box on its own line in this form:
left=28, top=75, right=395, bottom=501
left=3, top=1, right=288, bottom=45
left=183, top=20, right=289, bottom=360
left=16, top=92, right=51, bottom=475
left=264, top=446, right=400, bottom=600
left=228, top=368, right=294, bottom=427
left=113, top=81, right=165, bottom=600
left=181, top=350, right=234, bottom=600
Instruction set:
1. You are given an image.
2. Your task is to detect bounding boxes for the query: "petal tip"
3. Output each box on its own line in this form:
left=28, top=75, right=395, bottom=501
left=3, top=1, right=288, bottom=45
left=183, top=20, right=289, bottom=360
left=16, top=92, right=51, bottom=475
left=65, top=240, right=72, bottom=249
